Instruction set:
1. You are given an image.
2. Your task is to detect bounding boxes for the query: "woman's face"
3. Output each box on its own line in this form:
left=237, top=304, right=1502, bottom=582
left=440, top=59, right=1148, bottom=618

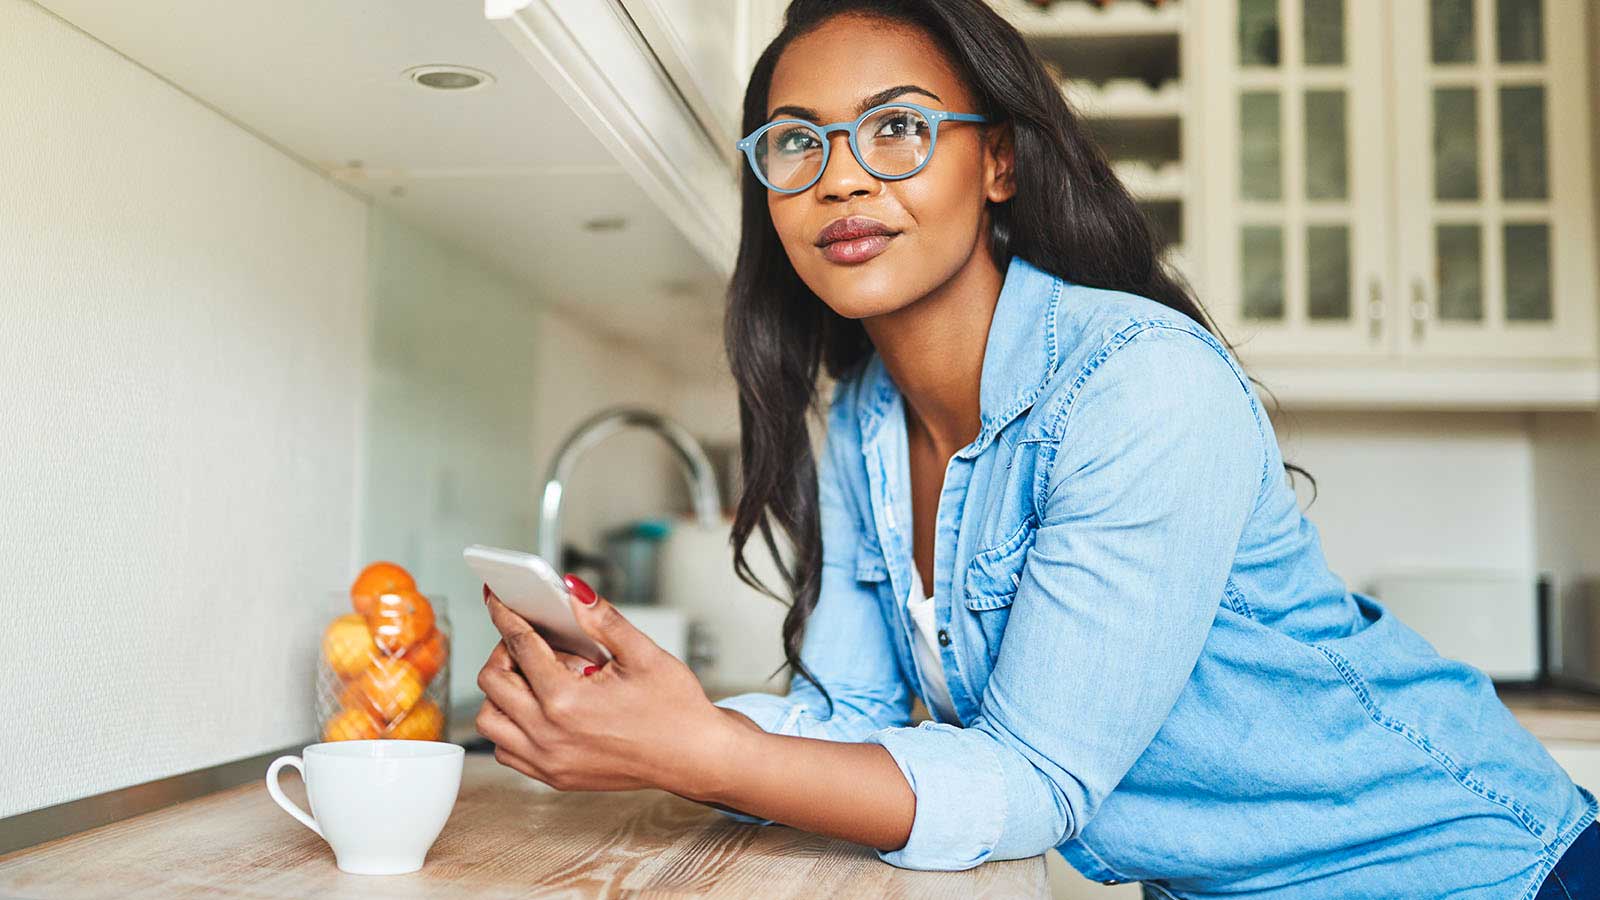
left=764, top=14, right=1015, bottom=319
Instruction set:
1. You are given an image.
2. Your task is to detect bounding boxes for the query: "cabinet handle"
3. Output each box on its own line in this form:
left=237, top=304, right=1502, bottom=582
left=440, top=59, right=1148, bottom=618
left=1410, top=280, right=1429, bottom=342
left=1367, top=278, right=1384, bottom=342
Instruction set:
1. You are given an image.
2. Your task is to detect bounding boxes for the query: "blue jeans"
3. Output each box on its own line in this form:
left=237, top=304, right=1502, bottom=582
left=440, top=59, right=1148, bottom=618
left=1536, top=819, right=1599, bottom=899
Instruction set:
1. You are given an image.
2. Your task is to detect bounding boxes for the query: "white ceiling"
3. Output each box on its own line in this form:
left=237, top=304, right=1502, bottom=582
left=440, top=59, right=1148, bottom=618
left=36, top=0, right=729, bottom=377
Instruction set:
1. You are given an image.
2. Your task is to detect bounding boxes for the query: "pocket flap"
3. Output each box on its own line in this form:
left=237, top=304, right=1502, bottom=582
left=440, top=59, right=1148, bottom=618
left=855, top=544, right=889, bottom=582
left=963, top=517, right=1036, bottom=610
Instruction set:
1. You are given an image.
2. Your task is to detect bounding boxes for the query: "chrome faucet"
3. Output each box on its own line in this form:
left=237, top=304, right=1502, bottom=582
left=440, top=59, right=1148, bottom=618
left=537, top=406, right=723, bottom=566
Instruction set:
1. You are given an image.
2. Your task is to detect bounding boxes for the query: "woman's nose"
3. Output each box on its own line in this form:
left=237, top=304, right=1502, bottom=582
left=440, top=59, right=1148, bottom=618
left=814, top=131, right=877, bottom=200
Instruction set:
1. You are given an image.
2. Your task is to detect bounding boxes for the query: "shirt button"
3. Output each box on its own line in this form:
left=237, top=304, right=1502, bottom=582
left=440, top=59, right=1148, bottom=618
left=937, top=629, right=951, bottom=647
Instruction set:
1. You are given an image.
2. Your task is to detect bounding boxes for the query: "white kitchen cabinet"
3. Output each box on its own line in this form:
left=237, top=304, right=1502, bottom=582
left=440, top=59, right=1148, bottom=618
left=484, top=0, right=786, bottom=275
left=1390, top=0, right=1596, bottom=362
left=617, top=0, right=788, bottom=143
left=617, top=0, right=745, bottom=142
left=488, top=0, right=1597, bottom=407
left=1199, top=0, right=1393, bottom=359
left=1197, top=0, right=1597, bottom=405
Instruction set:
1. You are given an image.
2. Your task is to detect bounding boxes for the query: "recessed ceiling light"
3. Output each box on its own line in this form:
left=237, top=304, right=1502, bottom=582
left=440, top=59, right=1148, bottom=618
left=404, top=65, right=494, bottom=92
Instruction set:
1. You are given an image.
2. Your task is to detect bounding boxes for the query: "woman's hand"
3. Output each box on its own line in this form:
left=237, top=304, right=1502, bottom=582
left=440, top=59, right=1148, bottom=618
left=476, top=578, right=915, bottom=851
left=474, top=577, right=737, bottom=800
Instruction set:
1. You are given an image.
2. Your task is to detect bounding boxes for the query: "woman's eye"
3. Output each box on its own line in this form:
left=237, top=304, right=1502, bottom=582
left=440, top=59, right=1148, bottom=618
left=874, top=114, right=926, bottom=140
left=774, top=129, right=819, bottom=153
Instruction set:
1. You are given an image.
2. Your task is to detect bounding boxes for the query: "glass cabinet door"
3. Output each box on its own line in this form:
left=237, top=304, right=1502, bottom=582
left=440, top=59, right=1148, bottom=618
left=1391, top=0, right=1597, bottom=360
left=1201, top=0, right=1392, bottom=362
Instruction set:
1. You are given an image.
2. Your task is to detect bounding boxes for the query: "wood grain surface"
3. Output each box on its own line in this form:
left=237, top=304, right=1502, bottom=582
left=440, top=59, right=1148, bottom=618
left=1503, top=689, right=1600, bottom=743
left=0, top=753, right=1046, bottom=899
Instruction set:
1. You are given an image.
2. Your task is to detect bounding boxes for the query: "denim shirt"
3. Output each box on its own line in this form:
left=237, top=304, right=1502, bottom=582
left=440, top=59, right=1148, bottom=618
left=715, top=254, right=1595, bottom=898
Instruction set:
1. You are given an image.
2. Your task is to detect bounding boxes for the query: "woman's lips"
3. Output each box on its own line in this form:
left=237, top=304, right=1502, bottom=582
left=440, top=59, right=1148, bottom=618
left=819, top=233, right=896, bottom=264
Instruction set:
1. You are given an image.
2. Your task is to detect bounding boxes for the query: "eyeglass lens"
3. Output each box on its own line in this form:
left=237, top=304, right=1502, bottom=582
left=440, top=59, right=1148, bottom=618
left=753, top=105, right=933, bottom=191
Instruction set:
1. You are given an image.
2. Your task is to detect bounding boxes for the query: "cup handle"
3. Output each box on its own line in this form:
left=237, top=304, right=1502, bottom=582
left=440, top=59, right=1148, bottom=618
left=265, top=755, right=322, bottom=837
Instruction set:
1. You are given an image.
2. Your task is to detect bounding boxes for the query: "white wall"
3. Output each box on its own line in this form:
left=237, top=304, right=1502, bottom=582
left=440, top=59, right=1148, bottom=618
left=0, top=0, right=697, bottom=817
left=1530, top=411, right=1600, bottom=670
left=359, top=207, right=683, bottom=707
left=0, top=0, right=367, bottom=817
left=530, top=310, right=681, bottom=557
left=359, top=208, right=542, bottom=709
left=1270, top=410, right=1540, bottom=591
left=1531, top=413, right=1600, bottom=577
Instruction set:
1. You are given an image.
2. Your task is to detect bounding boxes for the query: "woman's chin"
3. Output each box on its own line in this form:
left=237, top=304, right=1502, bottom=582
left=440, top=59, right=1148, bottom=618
left=820, top=293, right=909, bottom=320
left=811, top=272, right=924, bottom=320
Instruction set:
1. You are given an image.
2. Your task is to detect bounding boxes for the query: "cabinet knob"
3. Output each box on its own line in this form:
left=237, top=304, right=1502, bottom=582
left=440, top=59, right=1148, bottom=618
left=1410, top=280, right=1429, bottom=342
left=1367, top=278, right=1384, bottom=342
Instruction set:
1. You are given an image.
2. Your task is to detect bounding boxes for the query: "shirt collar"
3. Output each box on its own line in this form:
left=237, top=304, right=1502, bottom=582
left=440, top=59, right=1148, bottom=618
left=855, top=254, right=1063, bottom=459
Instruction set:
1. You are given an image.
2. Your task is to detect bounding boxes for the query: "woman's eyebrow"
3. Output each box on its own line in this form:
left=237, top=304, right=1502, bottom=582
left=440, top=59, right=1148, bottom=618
left=767, top=84, right=944, bottom=122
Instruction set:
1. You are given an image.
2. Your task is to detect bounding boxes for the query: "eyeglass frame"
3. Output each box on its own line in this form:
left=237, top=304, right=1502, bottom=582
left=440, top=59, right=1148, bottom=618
left=735, top=101, right=990, bottom=194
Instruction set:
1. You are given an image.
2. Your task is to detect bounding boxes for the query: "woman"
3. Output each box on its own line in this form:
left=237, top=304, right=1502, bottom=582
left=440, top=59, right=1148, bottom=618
left=473, top=1, right=1596, bottom=896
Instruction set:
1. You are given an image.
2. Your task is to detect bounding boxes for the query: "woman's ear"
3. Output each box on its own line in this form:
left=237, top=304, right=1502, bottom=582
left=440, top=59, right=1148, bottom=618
left=983, top=121, right=1017, bottom=204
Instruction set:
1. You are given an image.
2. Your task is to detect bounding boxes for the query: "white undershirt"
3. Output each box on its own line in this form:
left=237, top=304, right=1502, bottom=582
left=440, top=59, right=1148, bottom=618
left=906, top=566, right=960, bottom=723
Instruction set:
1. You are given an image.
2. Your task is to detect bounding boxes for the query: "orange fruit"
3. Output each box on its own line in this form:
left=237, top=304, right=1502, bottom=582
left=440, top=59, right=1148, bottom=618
left=365, top=588, right=435, bottom=656
left=350, top=561, right=415, bottom=617
left=323, top=707, right=382, bottom=742
left=400, top=627, right=448, bottom=683
left=321, top=613, right=378, bottom=680
left=386, top=699, right=444, bottom=741
left=340, top=656, right=426, bottom=723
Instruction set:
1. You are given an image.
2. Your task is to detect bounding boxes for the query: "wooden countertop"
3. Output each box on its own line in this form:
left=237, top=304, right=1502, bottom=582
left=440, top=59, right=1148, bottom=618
left=1501, top=686, right=1600, bottom=744
left=0, top=753, right=1046, bottom=899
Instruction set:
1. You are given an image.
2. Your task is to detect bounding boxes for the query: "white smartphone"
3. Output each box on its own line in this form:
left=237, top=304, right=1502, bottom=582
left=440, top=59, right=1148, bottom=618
left=463, top=544, right=611, bottom=661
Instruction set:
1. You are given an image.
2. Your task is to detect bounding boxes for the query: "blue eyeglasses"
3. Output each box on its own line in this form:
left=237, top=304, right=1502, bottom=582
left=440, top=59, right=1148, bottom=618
left=736, top=101, right=989, bottom=194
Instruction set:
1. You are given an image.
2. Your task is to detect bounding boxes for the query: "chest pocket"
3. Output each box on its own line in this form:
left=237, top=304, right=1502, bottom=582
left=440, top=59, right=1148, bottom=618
left=963, top=514, right=1037, bottom=611
left=851, top=522, right=889, bottom=576
left=851, top=554, right=889, bottom=582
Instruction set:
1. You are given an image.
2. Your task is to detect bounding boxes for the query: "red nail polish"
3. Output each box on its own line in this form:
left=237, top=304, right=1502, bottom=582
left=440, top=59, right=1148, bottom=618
left=482, top=583, right=490, bottom=602
left=582, top=664, right=600, bottom=676
left=564, top=574, right=598, bottom=606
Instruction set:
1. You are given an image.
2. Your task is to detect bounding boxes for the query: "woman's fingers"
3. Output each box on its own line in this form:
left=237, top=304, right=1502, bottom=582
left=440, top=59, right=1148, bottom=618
left=489, top=635, right=593, bottom=677
left=485, top=593, right=568, bottom=690
left=552, top=650, right=601, bottom=675
left=565, top=575, right=657, bottom=665
left=477, top=662, right=543, bottom=725
left=493, top=746, right=542, bottom=782
left=474, top=698, right=541, bottom=762
left=485, top=639, right=517, bottom=672
left=476, top=642, right=545, bottom=727
left=483, top=713, right=552, bottom=785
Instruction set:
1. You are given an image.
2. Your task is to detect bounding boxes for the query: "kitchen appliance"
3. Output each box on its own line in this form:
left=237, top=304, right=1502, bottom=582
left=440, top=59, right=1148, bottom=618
left=1366, top=569, right=1546, bottom=683
left=1554, top=577, right=1600, bottom=692
left=602, top=518, right=672, bottom=605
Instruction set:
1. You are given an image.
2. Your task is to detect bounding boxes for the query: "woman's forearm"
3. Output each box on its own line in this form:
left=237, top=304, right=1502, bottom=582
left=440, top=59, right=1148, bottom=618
left=677, top=715, right=916, bottom=852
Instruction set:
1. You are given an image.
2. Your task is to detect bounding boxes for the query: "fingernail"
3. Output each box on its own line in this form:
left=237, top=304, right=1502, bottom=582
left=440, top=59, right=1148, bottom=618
left=482, top=583, right=490, bottom=603
left=582, top=664, right=600, bottom=676
left=564, top=574, right=598, bottom=606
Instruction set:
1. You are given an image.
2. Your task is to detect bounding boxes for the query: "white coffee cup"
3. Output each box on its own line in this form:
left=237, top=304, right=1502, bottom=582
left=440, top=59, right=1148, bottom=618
left=265, top=739, right=464, bottom=875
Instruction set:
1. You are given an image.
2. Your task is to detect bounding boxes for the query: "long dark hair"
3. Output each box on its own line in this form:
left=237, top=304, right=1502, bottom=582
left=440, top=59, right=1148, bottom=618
left=724, top=0, right=1315, bottom=704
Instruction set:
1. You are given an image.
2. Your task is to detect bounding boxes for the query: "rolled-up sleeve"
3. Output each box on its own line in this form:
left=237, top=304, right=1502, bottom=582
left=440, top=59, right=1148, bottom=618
left=866, top=326, right=1266, bottom=869
left=712, top=391, right=916, bottom=822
